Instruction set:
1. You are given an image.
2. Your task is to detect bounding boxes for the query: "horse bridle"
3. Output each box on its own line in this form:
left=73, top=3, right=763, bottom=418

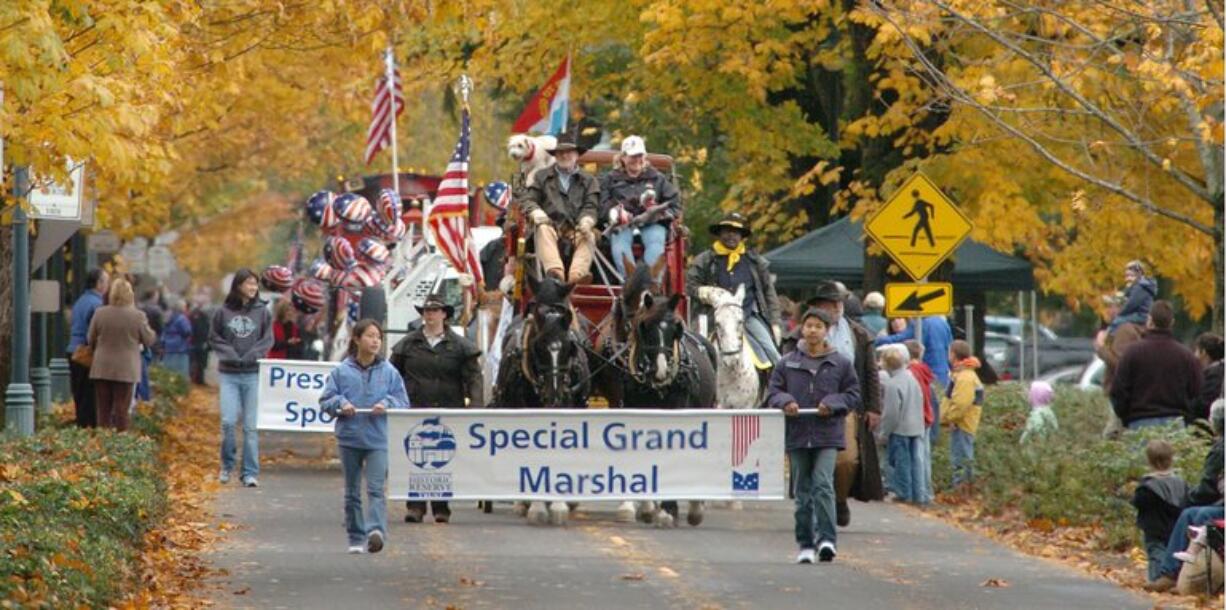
left=519, top=310, right=581, bottom=400
left=627, top=320, right=683, bottom=389
left=712, top=301, right=745, bottom=357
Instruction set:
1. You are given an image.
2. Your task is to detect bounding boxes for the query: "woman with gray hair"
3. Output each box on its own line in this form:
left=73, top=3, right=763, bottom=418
left=160, top=294, right=193, bottom=378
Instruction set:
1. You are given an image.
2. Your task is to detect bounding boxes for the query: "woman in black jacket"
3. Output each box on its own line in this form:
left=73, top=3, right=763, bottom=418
left=1190, top=333, right=1224, bottom=423
left=389, top=294, right=483, bottom=523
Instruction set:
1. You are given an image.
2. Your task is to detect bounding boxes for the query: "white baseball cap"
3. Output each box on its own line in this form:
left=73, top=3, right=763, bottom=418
left=620, top=135, right=647, bottom=157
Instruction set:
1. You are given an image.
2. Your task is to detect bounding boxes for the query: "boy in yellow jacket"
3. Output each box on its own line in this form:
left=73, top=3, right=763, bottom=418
left=941, top=340, right=983, bottom=487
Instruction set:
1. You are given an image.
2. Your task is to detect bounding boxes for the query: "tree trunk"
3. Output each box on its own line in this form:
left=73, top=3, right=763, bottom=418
left=1214, top=200, right=1223, bottom=334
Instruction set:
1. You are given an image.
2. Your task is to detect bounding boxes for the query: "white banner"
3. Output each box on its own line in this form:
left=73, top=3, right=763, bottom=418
left=257, top=359, right=339, bottom=432
left=387, top=410, right=785, bottom=502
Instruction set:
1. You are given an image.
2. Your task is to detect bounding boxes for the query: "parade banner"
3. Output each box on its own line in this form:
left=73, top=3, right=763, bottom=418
left=257, top=359, right=338, bottom=432
left=387, top=410, right=785, bottom=502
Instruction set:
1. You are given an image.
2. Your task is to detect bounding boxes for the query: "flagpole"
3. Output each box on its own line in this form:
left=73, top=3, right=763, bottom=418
left=385, top=47, right=401, bottom=200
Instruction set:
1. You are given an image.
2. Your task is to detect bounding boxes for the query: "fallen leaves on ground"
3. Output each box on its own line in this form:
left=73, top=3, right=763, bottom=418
left=923, top=492, right=1214, bottom=606
left=980, top=578, right=1010, bottom=588
left=620, top=572, right=646, bottom=581
left=116, top=387, right=226, bottom=608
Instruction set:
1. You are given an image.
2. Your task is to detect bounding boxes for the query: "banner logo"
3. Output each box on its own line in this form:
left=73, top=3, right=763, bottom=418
left=403, top=417, right=455, bottom=499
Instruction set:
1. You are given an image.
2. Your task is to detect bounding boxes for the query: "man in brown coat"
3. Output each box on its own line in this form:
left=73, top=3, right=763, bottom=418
left=87, top=277, right=157, bottom=431
left=1096, top=293, right=1145, bottom=437
left=521, top=132, right=600, bottom=284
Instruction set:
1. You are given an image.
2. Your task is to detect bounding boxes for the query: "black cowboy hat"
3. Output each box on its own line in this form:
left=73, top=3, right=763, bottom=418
left=806, top=280, right=848, bottom=306
left=708, top=212, right=752, bottom=237
left=546, top=131, right=586, bottom=155
left=414, top=293, right=455, bottom=319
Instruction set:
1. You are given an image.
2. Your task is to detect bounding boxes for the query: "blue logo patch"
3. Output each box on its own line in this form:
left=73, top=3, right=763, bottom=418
left=404, top=417, right=457, bottom=470
left=732, top=471, right=759, bottom=492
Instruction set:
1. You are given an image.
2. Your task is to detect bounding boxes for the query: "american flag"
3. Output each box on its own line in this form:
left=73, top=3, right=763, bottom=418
left=363, top=68, right=405, bottom=165
left=427, top=107, right=483, bottom=291
left=731, top=415, right=760, bottom=467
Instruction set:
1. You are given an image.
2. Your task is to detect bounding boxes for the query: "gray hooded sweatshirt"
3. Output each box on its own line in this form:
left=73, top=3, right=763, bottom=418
left=208, top=298, right=274, bottom=374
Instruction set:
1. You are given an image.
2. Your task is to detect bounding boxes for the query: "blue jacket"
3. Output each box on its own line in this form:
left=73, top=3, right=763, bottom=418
left=1119, top=277, right=1158, bottom=321
left=160, top=312, right=193, bottom=354
left=767, top=348, right=860, bottom=450
left=875, top=316, right=953, bottom=387
left=67, top=290, right=104, bottom=354
left=320, top=356, right=411, bottom=450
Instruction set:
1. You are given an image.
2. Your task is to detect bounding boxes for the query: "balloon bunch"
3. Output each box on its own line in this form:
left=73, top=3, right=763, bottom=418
left=268, top=188, right=409, bottom=314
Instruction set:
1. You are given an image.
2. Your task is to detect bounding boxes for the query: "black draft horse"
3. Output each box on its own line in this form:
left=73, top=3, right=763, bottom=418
left=621, top=288, right=718, bottom=527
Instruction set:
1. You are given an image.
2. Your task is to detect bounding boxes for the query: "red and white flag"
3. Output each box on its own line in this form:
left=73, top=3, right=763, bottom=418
left=427, top=107, right=483, bottom=291
left=732, top=415, right=760, bottom=467
left=364, top=64, right=405, bottom=165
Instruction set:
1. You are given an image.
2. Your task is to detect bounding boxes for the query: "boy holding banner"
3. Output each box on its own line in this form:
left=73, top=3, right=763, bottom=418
left=320, top=320, right=410, bottom=554
left=767, top=308, right=860, bottom=564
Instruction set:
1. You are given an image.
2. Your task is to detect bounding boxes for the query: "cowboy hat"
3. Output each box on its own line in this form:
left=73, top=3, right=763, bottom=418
left=414, top=293, right=455, bottom=319
left=546, top=131, right=586, bottom=155
left=708, top=212, right=752, bottom=237
left=806, top=280, right=848, bottom=306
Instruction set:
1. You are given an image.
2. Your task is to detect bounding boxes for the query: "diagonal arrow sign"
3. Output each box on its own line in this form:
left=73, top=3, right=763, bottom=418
left=896, top=287, right=947, bottom=312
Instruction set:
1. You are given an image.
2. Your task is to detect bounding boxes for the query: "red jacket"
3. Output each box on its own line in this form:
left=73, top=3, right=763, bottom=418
left=909, top=361, right=936, bottom=427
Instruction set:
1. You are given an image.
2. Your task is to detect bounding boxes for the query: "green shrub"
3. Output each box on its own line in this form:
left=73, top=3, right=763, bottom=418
left=931, top=385, right=1213, bottom=550
left=0, top=420, right=170, bottom=607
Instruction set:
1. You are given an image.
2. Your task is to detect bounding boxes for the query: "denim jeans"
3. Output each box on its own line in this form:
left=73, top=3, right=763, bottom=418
left=918, top=428, right=933, bottom=504
left=1127, top=416, right=1183, bottom=431
left=162, top=352, right=190, bottom=379
left=789, top=447, right=838, bottom=549
left=219, top=372, right=260, bottom=479
left=610, top=224, right=668, bottom=278
left=745, top=315, right=781, bottom=365
left=1159, top=505, right=1225, bottom=578
left=950, top=428, right=975, bottom=486
left=341, top=446, right=388, bottom=546
left=888, top=434, right=925, bottom=503
left=1145, top=537, right=1168, bottom=582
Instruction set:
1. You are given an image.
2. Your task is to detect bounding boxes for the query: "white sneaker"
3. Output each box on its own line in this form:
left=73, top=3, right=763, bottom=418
left=818, top=541, right=837, bottom=562
left=242, top=476, right=259, bottom=488
left=366, top=529, right=384, bottom=554
left=218, top=470, right=231, bottom=484
left=347, top=545, right=365, bottom=554
left=795, top=548, right=816, bottom=564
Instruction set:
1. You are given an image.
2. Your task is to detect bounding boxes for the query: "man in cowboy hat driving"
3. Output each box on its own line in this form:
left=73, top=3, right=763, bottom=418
left=389, top=293, right=483, bottom=524
left=521, top=131, right=600, bottom=284
left=686, top=212, right=782, bottom=366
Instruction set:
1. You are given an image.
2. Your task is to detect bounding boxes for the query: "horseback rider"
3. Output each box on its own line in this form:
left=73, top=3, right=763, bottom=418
left=686, top=212, right=782, bottom=366
left=521, top=131, right=600, bottom=285
left=600, top=135, right=681, bottom=279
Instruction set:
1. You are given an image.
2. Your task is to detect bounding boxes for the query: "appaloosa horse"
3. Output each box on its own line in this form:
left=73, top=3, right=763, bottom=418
left=708, top=285, right=767, bottom=409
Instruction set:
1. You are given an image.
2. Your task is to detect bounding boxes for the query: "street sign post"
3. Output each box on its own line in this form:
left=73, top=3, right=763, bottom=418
left=87, top=230, right=121, bottom=253
left=865, top=172, right=972, bottom=281
left=28, top=160, right=85, bottom=221
left=885, top=282, right=954, bottom=317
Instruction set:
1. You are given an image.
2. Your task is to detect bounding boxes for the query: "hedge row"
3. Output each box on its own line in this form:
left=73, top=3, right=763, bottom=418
left=0, top=367, right=189, bottom=608
left=930, top=384, right=1213, bottom=551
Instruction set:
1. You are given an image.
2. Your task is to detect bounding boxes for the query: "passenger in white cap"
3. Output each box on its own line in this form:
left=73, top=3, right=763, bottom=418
left=600, top=135, right=682, bottom=279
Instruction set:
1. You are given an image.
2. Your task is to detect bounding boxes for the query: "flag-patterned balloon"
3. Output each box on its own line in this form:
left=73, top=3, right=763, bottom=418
left=290, top=279, right=326, bottom=314
left=305, top=190, right=335, bottom=225
left=308, top=258, right=338, bottom=283
left=347, top=299, right=360, bottom=323
left=333, top=193, right=373, bottom=225
left=324, top=236, right=356, bottom=270
left=357, top=238, right=390, bottom=267
left=381, top=219, right=407, bottom=244
left=362, top=215, right=388, bottom=240
left=377, top=188, right=402, bottom=226
left=320, top=199, right=340, bottom=231
left=340, top=264, right=384, bottom=289
left=260, top=265, right=294, bottom=293
left=483, top=181, right=511, bottom=212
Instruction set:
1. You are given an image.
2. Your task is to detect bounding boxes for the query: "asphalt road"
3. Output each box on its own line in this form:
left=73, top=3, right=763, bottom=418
left=205, top=438, right=1149, bottom=610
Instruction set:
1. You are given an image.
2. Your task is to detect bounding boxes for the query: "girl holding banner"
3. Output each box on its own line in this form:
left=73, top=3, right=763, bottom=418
left=767, top=308, right=860, bottom=565
left=320, top=319, right=411, bottom=554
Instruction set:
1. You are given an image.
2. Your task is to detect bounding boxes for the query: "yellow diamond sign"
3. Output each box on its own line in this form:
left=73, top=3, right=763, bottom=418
left=865, top=172, right=972, bottom=281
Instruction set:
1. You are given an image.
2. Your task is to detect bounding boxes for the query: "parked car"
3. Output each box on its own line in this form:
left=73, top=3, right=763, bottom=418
left=983, top=331, right=1097, bottom=381
left=985, top=315, right=1059, bottom=341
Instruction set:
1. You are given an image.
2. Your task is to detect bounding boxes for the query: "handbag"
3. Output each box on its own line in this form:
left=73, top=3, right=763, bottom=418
left=71, top=344, right=94, bottom=368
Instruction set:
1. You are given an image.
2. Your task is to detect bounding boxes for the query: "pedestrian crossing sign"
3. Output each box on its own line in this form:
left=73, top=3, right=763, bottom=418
left=865, top=172, right=972, bottom=281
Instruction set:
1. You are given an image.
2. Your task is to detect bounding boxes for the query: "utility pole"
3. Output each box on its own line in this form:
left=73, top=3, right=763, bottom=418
left=5, top=166, right=34, bottom=436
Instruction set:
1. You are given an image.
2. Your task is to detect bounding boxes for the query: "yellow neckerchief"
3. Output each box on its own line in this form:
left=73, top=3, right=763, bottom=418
left=712, top=241, right=746, bottom=272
